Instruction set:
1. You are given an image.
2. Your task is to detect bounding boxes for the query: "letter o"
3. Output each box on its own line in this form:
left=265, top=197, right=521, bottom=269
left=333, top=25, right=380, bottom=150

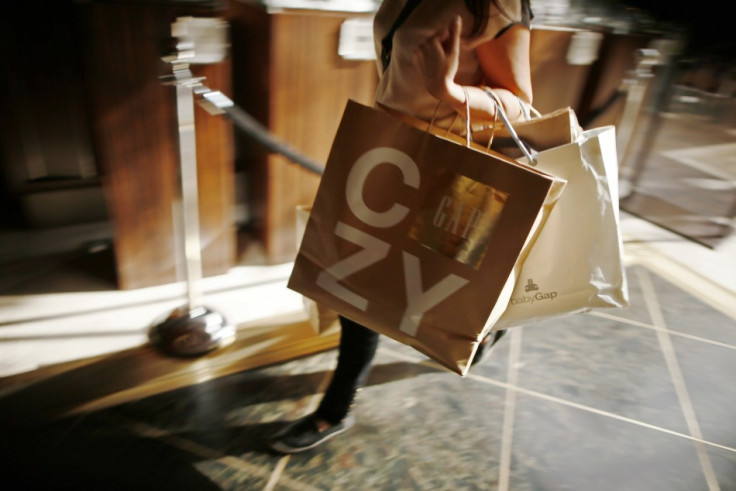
left=345, top=147, right=420, bottom=228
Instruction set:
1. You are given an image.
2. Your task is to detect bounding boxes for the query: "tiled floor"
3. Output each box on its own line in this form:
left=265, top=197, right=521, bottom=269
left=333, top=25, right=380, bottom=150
left=1, top=244, right=736, bottom=489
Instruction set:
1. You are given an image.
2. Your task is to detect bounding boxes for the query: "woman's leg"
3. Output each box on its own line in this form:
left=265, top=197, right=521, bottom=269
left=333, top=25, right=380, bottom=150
left=268, top=316, right=379, bottom=453
left=315, top=316, right=380, bottom=424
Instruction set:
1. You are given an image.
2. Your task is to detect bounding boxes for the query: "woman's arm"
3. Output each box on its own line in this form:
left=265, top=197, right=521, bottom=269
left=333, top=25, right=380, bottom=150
left=477, top=23, right=533, bottom=117
left=416, top=16, right=532, bottom=124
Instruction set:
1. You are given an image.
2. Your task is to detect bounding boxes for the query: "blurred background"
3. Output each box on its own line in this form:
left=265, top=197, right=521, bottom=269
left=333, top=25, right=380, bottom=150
left=0, top=0, right=733, bottom=283
left=0, top=0, right=734, bottom=488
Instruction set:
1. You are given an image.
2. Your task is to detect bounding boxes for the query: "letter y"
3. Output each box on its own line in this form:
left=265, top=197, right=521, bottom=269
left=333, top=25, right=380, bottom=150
left=399, top=252, right=469, bottom=336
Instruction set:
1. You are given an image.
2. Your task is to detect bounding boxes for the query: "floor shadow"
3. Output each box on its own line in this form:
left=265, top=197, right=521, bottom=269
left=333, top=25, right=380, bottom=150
left=140, top=359, right=441, bottom=412
left=1, top=413, right=224, bottom=490
left=0, top=247, right=118, bottom=295
left=0, top=335, right=440, bottom=431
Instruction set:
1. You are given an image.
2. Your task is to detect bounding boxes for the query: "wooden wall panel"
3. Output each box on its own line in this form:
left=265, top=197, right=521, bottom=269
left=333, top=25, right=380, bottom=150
left=230, top=6, right=379, bottom=264
left=576, top=32, right=653, bottom=129
left=529, top=28, right=593, bottom=115
left=82, top=1, right=234, bottom=289
left=530, top=27, right=652, bottom=129
left=194, top=59, right=236, bottom=277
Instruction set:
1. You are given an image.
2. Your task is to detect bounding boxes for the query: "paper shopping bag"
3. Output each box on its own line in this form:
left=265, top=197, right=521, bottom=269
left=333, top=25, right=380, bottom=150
left=493, top=123, right=629, bottom=329
left=388, top=103, right=580, bottom=158
left=288, top=100, right=566, bottom=375
left=296, top=205, right=340, bottom=333
left=475, top=106, right=582, bottom=157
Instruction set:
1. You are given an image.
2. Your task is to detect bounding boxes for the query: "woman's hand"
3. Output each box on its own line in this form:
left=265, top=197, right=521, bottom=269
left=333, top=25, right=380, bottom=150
left=416, top=15, right=465, bottom=105
left=476, top=23, right=533, bottom=106
left=414, top=14, right=532, bottom=126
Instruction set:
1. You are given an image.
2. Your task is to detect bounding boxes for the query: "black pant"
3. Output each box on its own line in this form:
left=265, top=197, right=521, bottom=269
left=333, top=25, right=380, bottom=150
left=315, top=316, right=379, bottom=424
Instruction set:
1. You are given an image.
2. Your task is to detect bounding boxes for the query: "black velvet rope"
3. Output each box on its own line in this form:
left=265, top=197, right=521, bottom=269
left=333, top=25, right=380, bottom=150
left=222, top=104, right=325, bottom=176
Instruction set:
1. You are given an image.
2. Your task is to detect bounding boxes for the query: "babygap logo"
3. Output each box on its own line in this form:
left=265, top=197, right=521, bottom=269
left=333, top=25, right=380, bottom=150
left=509, top=278, right=558, bottom=305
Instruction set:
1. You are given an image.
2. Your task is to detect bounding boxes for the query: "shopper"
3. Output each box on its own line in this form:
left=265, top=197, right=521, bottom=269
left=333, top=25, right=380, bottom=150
left=270, top=0, right=533, bottom=454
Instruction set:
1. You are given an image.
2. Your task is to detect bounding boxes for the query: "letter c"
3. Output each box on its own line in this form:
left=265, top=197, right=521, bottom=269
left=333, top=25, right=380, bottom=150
left=345, top=147, right=420, bottom=228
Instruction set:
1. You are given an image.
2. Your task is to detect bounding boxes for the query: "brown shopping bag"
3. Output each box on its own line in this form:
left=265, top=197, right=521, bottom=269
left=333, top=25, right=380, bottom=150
left=481, top=103, right=629, bottom=330
left=479, top=106, right=582, bottom=156
left=296, top=205, right=340, bottom=333
left=288, top=100, right=566, bottom=375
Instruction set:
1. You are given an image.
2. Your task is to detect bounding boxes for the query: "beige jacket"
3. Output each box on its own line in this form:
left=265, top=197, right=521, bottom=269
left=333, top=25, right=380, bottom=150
left=373, top=0, right=528, bottom=126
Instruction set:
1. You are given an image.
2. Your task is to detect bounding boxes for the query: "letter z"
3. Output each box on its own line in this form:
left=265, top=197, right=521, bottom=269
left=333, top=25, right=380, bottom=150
left=316, top=221, right=390, bottom=311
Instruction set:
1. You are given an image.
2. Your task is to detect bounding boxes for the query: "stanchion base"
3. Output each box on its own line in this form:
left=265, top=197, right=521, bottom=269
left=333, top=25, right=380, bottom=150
left=148, top=306, right=235, bottom=357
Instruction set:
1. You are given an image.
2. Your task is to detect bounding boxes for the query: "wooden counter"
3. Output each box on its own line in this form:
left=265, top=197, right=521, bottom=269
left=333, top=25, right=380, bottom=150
left=82, top=1, right=236, bottom=289
left=229, top=3, right=379, bottom=264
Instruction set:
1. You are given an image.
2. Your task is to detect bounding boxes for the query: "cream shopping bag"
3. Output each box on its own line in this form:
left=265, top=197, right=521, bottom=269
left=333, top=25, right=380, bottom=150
left=492, top=120, right=629, bottom=329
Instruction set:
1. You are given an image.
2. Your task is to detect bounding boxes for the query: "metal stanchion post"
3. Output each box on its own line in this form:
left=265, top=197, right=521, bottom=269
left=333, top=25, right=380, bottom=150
left=619, top=39, right=681, bottom=199
left=148, top=16, right=328, bottom=356
left=148, top=17, right=235, bottom=356
left=617, top=50, right=659, bottom=166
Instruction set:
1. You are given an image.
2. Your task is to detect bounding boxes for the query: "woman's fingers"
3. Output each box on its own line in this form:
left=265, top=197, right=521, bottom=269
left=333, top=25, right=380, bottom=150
left=448, top=15, right=462, bottom=50
left=415, top=15, right=464, bottom=101
left=446, top=16, right=461, bottom=66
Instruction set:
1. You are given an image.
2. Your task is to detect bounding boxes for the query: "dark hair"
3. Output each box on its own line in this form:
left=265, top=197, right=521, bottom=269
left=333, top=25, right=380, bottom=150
left=464, top=0, right=508, bottom=35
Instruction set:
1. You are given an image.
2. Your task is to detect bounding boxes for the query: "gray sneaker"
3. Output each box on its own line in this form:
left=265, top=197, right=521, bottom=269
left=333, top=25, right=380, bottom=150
left=269, top=414, right=355, bottom=454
